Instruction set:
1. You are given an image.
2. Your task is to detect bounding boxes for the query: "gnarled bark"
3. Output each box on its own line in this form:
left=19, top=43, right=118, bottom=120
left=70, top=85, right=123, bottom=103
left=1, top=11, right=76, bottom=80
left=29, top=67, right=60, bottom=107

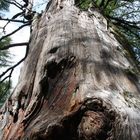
left=0, top=0, right=140, bottom=139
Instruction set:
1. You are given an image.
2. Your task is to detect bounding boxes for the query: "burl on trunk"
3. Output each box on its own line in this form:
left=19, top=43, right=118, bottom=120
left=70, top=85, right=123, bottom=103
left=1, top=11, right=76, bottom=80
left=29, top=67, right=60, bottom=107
left=0, top=0, right=140, bottom=140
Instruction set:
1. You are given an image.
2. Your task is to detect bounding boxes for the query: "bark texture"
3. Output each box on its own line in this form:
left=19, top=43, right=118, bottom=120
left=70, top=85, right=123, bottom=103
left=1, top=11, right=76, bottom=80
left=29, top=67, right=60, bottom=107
left=0, top=0, right=140, bottom=139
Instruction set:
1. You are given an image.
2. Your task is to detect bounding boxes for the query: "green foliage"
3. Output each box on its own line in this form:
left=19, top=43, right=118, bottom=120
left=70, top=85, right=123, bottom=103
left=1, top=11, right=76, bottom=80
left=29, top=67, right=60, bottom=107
left=75, top=0, right=92, bottom=10
left=0, top=37, right=12, bottom=67
left=0, top=80, right=11, bottom=107
left=0, top=0, right=10, bottom=11
left=0, top=37, right=12, bottom=107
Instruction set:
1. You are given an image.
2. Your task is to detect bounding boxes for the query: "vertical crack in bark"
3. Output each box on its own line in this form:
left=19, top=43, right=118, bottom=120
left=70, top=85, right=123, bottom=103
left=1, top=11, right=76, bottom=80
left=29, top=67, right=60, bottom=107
left=20, top=39, right=46, bottom=129
left=22, top=66, right=45, bottom=129
left=22, top=54, right=77, bottom=129
left=22, top=96, right=45, bottom=129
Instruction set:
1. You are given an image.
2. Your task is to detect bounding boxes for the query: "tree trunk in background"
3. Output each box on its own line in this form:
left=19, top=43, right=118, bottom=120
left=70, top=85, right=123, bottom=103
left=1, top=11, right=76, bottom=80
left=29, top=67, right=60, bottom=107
left=0, top=0, right=140, bottom=139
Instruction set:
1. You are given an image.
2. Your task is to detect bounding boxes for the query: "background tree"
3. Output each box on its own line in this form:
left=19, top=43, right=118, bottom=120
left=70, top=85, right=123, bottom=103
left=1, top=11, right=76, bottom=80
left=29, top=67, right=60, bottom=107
left=0, top=0, right=30, bottom=108
left=0, top=0, right=12, bottom=108
left=0, top=0, right=140, bottom=139
left=0, top=0, right=10, bottom=11
left=0, top=37, right=12, bottom=108
left=0, top=80, right=11, bottom=107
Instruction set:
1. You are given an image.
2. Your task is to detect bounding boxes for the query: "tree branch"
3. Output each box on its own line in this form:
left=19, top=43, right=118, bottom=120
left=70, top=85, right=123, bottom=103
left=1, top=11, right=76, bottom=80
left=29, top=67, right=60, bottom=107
left=0, top=70, right=12, bottom=84
left=121, top=10, right=140, bottom=18
left=0, top=18, right=27, bottom=23
left=0, top=43, right=29, bottom=80
left=5, top=0, right=23, bottom=10
left=108, top=16, right=140, bottom=30
left=1, top=11, right=26, bottom=32
left=113, top=22, right=140, bottom=40
left=0, top=42, right=29, bottom=50
left=0, top=22, right=30, bottom=42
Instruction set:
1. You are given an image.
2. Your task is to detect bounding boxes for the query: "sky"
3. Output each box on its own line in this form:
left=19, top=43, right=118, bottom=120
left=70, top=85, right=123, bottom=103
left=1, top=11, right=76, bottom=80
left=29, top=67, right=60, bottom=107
left=0, top=0, right=47, bottom=87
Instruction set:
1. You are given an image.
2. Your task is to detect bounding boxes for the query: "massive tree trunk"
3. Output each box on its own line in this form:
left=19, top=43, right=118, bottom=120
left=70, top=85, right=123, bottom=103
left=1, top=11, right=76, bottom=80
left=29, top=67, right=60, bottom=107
left=0, top=0, right=140, bottom=139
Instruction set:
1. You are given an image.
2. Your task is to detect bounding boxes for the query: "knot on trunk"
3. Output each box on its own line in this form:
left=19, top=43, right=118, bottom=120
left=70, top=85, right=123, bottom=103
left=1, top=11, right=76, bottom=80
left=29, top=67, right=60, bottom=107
left=31, top=98, right=116, bottom=140
left=78, top=111, right=110, bottom=140
left=78, top=98, right=116, bottom=140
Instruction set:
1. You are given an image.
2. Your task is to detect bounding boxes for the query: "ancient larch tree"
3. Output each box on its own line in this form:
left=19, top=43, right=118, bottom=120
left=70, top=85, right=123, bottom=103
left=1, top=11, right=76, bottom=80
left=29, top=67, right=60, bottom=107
left=0, top=0, right=140, bottom=139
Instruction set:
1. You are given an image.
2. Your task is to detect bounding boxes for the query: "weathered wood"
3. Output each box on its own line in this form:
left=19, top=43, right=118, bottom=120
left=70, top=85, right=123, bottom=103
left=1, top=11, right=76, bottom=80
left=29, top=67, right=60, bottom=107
left=0, top=0, right=140, bottom=139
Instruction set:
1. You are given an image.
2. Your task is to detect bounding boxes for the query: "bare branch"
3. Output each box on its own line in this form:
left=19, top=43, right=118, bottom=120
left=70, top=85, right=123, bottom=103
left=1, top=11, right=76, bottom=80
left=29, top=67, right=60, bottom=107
left=113, top=22, right=140, bottom=40
left=13, top=0, right=28, bottom=9
left=0, top=22, right=30, bottom=42
left=0, top=70, right=12, bottom=84
left=5, top=0, right=23, bottom=10
left=121, top=10, right=140, bottom=18
left=11, top=11, right=24, bottom=19
left=0, top=44, right=29, bottom=80
left=13, top=0, right=33, bottom=13
left=1, top=11, right=25, bottom=32
left=110, top=16, right=140, bottom=24
left=0, top=42, right=29, bottom=50
left=0, top=18, right=27, bottom=23
left=108, top=16, right=140, bottom=30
